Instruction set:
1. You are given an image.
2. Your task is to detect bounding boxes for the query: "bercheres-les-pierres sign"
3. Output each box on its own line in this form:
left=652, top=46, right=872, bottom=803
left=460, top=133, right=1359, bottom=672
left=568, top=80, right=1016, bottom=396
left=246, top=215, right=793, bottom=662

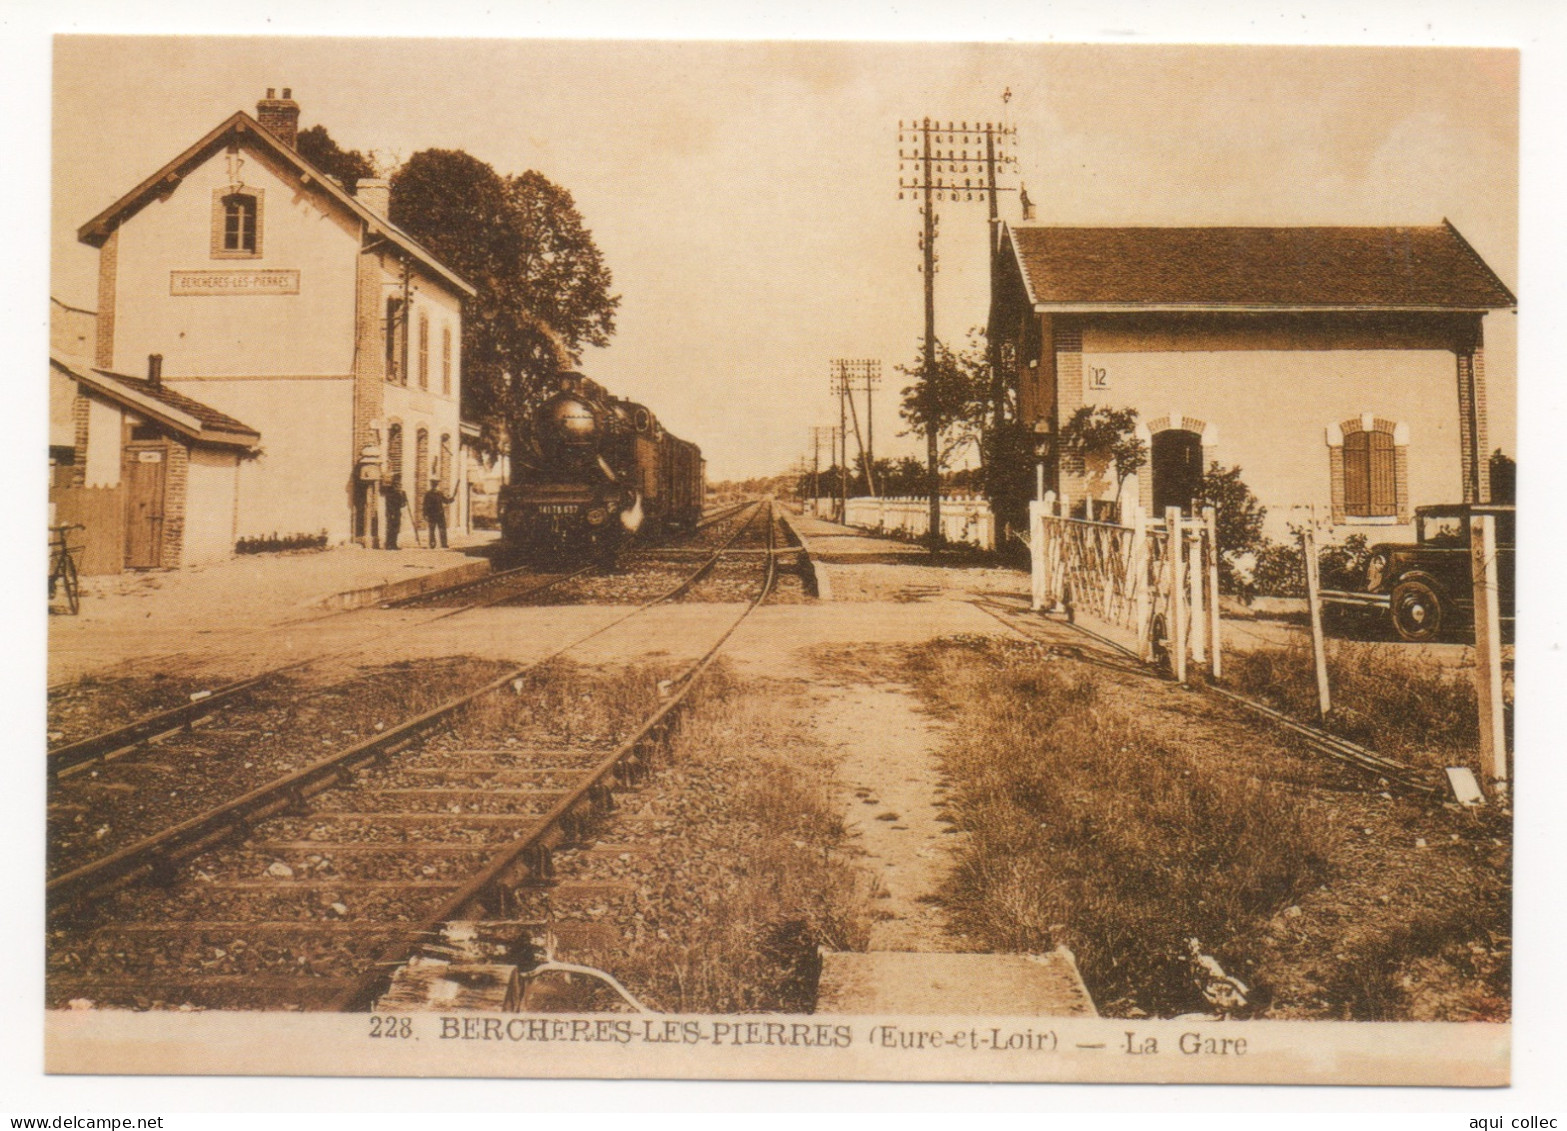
left=171, top=270, right=300, bottom=295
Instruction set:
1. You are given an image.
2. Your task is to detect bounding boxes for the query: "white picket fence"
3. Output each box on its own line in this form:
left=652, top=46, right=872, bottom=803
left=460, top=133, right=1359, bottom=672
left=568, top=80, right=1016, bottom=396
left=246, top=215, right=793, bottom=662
left=816, top=495, right=996, bottom=550
left=1029, top=492, right=1221, bottom=682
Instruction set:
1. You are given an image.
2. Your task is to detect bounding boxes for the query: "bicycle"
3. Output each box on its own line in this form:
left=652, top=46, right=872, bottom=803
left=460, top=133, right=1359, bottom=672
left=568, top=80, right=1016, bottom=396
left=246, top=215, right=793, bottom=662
left=49, top=524, right=84, bottom=615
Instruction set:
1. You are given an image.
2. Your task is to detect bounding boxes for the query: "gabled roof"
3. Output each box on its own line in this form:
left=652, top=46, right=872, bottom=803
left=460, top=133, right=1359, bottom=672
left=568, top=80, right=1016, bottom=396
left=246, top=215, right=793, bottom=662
left=51, top=353, right=261, bottom=449
left=1002, top=220, right=1515, bottom=312
left=77, top=111, right=475, bottom=298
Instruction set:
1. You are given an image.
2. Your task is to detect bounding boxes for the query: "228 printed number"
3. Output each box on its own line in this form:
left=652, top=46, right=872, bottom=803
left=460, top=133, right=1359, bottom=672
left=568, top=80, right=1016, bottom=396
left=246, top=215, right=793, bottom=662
left=369, top=1015, right=414, bottom=1039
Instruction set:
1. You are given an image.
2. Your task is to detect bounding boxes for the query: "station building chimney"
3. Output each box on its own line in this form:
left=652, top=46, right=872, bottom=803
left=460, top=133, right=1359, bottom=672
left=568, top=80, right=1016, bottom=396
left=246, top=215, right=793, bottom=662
left=256, top=87, right=300, bottom=148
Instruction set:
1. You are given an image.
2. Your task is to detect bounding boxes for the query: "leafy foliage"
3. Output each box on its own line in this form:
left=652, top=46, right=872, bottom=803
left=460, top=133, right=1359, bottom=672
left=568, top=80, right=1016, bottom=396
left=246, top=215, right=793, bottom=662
left=296, top=125, right=375, bottom=194
left=979, top=416, right=1039, bottom=554
left=1198, top=463, right=1267, bottom=592
left=1489, top=449, right=1516, bottom=504
left=897, top=331, right=991, bottom=473
left=390, top=151, right=619, bottom=456
left=235, top=530, right=329, bottom=555
left=1247, top=530, right=1373, bottom=600
left=1059, top=406, right=1147, bottom=500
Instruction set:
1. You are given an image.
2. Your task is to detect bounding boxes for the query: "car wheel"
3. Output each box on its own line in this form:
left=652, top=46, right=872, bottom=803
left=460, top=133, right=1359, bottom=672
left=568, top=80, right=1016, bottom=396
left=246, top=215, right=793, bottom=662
left=1390, top=578, right=1444, bottom=642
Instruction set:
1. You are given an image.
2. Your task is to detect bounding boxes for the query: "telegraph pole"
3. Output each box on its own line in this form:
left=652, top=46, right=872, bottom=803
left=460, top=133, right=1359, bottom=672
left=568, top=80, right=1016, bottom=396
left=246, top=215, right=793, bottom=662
left=810, top=425, right=838, bottom=518
left=898, top=109, right=1016, bottom=545
left=831, top=359, right=882, bottom=497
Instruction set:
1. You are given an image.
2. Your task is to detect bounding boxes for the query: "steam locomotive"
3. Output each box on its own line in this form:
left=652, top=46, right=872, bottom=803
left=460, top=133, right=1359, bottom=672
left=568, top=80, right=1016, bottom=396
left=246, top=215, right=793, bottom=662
left=499, top=373, right=704, bottom=559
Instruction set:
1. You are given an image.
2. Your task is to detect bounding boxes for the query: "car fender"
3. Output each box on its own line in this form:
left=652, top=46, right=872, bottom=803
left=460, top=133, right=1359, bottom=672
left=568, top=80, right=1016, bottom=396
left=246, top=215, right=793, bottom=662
left=1386, top=568, right=1456, bottom=606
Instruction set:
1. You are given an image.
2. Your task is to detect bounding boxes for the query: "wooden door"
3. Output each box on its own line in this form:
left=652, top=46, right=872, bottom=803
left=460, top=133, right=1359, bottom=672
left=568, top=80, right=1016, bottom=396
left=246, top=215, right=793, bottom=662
left=123, top=446, right=167, bottom=569
left=1151, top=429, right=1204, bottom=516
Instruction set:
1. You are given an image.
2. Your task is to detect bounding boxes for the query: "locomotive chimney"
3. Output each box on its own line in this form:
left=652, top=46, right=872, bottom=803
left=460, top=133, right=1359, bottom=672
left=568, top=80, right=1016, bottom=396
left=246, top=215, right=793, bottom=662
left=256, top=87, right=300, bottom=149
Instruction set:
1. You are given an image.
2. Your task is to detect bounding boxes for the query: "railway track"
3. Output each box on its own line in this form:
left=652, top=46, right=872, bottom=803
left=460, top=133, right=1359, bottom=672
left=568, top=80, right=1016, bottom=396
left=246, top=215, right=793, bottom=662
left=47, top=500, right=779, bottom=1012
left=48, top=502, right=765, bottom=776
left=973, top=597, right=1442, bottom=796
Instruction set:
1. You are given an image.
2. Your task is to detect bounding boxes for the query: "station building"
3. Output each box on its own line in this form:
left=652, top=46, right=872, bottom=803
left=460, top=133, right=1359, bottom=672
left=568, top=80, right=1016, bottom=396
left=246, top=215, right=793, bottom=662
left=75, top=89, right=475, bottom=563
left=990, top=220, right=1516, bottom=539
left=50, top=299, right=261, bottom=573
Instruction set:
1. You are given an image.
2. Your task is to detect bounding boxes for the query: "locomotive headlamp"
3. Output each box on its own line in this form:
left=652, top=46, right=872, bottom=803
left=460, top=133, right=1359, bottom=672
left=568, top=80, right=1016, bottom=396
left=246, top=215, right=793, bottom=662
left=586, top=507, right=608, bottom=526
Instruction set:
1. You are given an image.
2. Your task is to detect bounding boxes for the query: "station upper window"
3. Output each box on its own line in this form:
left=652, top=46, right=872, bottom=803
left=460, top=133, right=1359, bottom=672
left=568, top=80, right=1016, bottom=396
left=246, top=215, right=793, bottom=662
left=211, top=188, right=263, bottom=258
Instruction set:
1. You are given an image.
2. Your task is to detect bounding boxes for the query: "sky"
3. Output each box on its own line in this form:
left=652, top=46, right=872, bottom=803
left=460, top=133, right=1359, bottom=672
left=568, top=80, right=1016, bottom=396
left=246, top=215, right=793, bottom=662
left=12, top=2, right=1567, bottom=1119
left=51, top=39, right=1518, bottom=483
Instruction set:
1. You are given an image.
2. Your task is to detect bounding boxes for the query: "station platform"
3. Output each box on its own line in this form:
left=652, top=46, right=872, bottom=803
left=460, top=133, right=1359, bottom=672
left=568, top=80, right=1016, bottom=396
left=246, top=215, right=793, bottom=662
left=784, top=510, right=932, bottom=563
left=47, top=533, right=500, bottom=686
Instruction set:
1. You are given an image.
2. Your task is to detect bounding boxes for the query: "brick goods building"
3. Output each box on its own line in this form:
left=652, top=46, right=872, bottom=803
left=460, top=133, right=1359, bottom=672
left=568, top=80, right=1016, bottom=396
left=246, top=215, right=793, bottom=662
left=50, top=334, right=260, bottom=573
left=77, top=90, right=475, bottom=557
left=990, top=221, right=1516, bottom=537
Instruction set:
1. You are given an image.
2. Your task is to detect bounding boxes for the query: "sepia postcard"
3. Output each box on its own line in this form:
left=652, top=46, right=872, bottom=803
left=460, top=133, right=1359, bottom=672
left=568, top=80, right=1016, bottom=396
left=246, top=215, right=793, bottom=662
left=40, top=34, right=1522, bottom=1090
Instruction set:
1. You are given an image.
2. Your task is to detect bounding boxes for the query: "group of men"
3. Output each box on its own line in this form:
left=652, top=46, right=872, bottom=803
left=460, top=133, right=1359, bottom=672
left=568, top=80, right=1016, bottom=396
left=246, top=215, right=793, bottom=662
left=381, top=478, right=452, bottom=550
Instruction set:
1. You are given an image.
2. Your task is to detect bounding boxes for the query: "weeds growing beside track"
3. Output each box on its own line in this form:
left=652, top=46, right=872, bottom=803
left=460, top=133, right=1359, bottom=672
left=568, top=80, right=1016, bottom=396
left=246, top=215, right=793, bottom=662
left=1221, top=637, right=1492, bottom=776
left=898, top=634, right=1510, bottom=1022
left=904, top=636, right=1328, bottom=1017
left=545, top=664, right=871, bottom=1013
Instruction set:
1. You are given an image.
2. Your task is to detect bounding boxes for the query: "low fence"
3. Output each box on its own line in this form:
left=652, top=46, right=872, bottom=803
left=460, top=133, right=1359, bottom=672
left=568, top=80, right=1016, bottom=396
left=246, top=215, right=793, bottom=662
left=827, top=495, right=995, bottom=550
left=1029, top=493, right=1221, bottom=683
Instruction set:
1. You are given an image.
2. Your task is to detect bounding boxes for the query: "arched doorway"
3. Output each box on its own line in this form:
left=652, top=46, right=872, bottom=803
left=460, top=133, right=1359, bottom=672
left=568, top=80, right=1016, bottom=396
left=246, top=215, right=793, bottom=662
left=1151, top=428, right=1204, bottom=515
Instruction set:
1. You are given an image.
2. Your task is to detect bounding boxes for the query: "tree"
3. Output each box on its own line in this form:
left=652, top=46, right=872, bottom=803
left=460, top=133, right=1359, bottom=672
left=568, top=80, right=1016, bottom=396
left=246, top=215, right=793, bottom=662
left=296, top=125, right=375, bottom=194
left=1489, top=449, right=1516, bottom=504
left=390, top=152, right=619, bottom=456
left=894, top=329, right=992, bottom=545
left=1198, top=462, right=1267, bottom=593
left=1059, top=406, right=1147, bottom=515
left=979, top=416, right=1037, bottom=555
left=897, top=333, right=989, bottom=471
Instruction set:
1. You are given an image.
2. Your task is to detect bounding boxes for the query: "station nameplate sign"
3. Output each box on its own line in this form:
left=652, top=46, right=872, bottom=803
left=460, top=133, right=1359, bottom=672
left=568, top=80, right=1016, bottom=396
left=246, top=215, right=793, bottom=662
left=171, top=270, right=300, bottom=296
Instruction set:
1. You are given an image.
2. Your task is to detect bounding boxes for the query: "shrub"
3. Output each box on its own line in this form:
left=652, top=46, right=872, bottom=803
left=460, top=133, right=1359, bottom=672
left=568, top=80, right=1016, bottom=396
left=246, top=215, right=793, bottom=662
left=235, top=530, right=329, bottom=555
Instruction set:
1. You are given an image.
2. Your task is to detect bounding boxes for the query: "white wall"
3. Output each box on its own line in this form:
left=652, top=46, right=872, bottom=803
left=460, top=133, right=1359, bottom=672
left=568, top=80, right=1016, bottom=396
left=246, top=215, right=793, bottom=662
left=109, top=144, right=360, bottom=379
left=1076, top=344, right=1462, bottom=541
left=380, top=264, right=464, bottom=504
left=209, top=379, right=355, bottom=541
left=50, top=368, right=77, bottom=448
left=84, top=397, right=122, bottom=488
left=184, top=448, right=241, bottom=564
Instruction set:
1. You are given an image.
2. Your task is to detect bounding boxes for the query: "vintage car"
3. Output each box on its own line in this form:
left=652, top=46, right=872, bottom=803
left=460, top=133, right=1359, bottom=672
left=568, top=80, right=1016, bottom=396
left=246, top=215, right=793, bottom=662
left=1359, top=503, right=1515, bottom=642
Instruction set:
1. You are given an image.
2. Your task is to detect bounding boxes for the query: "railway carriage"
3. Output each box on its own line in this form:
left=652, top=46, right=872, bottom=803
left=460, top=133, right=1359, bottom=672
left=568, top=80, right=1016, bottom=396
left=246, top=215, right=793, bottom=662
left=499, top=374, right=703, bottom=559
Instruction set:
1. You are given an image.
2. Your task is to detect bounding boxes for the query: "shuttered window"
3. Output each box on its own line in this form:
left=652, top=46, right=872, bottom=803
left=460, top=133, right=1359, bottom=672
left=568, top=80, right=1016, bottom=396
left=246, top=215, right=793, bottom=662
left=418, top=313, right=430, bottom=390
left=1343, top=429, right=1397, bottom=517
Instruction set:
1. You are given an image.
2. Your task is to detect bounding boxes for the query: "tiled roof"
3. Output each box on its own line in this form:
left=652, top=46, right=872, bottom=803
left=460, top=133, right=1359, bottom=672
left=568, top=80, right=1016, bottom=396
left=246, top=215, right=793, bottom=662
left=1006, top=221, right=1515, bottom=310
left=106, top=373, right=259, bottom=439
left=52, top=354, right=260, bottom=446
left=77, top=111, right=474, bottom=298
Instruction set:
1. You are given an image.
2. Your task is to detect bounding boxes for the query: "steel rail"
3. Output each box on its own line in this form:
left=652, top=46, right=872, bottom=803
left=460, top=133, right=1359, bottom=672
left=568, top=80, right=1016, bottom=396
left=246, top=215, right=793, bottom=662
left=973, top=597, right=1440, bottom=795
left=384, top=559, right=593, bottom=609
left=47, top=503, right=758, bottom=764
left=48, top=564, right=596, bottom=778
left=46, top=503, right=768, bottom=913
left=333, top=501, right=779, bottom=1011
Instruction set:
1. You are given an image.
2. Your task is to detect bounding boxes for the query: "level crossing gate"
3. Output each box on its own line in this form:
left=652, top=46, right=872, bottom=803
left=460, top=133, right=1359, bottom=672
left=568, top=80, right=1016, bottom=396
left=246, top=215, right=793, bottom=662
left=1029, top=492, right=1222, bottom=682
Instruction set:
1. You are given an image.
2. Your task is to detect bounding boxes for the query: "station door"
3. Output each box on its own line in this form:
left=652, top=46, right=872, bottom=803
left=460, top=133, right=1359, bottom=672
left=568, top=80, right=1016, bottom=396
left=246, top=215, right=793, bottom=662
left=123, top=445, right=167, bottom=569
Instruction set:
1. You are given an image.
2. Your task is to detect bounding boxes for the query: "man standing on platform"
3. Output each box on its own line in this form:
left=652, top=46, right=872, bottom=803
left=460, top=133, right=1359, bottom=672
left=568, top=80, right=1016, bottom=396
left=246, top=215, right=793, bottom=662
left=383, top=478, right=407, bottom=550
left=423, top=478, right=451, bottom=549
